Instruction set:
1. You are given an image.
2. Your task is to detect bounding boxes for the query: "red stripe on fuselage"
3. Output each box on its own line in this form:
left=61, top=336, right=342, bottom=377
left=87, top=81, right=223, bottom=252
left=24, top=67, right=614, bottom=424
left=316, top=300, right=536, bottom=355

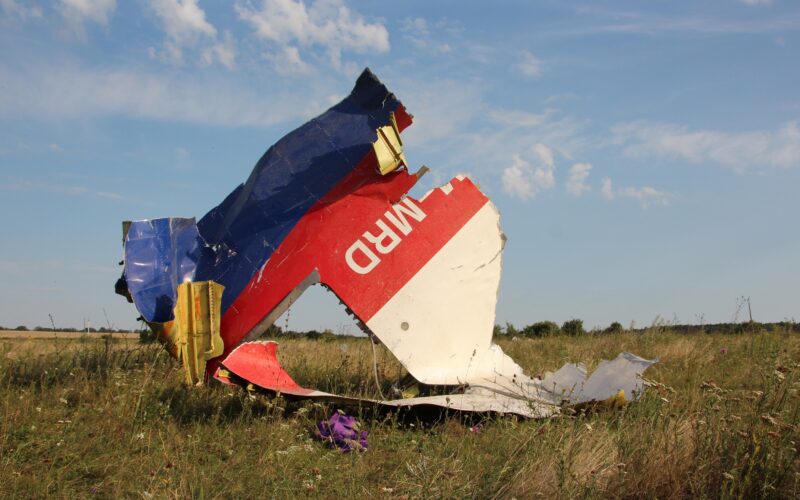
left=219, top=171, right=487, bottom=350
left=214, top=153, right=416, bottom=369
left=212, top=105, right=488, bottom=375
left=321, top=177, right=488, bottom=320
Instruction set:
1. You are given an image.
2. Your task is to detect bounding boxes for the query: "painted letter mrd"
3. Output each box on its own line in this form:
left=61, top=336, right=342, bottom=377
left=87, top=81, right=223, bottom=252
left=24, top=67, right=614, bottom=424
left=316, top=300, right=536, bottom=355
left=344, top=198, right=426, bottom=274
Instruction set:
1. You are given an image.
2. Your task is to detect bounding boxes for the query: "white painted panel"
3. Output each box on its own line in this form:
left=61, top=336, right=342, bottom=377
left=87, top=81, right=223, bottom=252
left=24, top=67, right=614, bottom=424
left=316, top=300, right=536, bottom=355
left=366, top=201, right=527, bottom=386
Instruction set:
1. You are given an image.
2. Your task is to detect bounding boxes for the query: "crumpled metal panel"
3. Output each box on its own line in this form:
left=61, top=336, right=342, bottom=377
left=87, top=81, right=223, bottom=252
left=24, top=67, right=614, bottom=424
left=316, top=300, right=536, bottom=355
left=117, top=68, right=658, bottom=412
left=123, top=218, right=207, bottom=323
left=193, top=69, right=411, bottom=317
left=541, top=352, right=657, bottom=403
left=217, top=340, right=554, bottom=417
left=120, top=68, right=411, bottom=326
left=217, top=340, right=655, bottom=419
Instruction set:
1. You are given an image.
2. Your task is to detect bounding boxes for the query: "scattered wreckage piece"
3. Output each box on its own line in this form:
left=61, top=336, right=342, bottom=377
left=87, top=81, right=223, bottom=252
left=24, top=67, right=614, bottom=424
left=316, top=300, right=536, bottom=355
left=215, top=341, right=362, bottom=405
left=116, top=68, right=657, bottom=418
left=216, top=340, right=656, bottom=419
left=171, top=281, right=224, bottom=385
left=540, top=352, right=658, bottom=405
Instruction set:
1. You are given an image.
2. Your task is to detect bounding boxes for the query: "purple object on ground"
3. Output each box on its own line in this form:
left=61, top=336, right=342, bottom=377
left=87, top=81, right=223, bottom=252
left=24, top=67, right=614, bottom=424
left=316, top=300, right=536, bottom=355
left=316, top=412, right=368, bottom=452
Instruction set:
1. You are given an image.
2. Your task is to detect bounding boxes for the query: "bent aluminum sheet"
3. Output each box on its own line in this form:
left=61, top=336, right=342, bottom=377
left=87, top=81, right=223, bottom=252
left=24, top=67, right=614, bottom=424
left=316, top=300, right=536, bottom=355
left=219, top=340, right=656, bottom=419
left=540, top=352, right=658, bottom=404
left=218, top=340, right=557, bottom=418
left=121, top=68, right=412, bottom=327
left=118, top=68, right=657, bottom=413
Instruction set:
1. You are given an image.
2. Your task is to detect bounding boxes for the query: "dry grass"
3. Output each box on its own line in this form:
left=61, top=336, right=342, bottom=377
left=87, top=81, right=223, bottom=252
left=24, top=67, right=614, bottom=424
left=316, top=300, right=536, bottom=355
left=0, top=329, right=798, bottom=498
left=1, top=332, right=139, bottom=360
left=0, top=330, right=140, bottom=340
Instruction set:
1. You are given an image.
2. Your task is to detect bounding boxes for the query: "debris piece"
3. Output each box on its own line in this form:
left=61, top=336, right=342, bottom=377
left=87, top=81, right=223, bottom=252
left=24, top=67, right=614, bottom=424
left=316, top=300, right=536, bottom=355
left=218, top=340, right=654, bottom=418
left=171, top=281, right=224, bottom=385
left=217, top=341, right=355, bottom=401
left=372, top=111, right=407, bottom=175
left=115, top=67, right=657, bottom=417
left=541, top=352, right=656, bottom=404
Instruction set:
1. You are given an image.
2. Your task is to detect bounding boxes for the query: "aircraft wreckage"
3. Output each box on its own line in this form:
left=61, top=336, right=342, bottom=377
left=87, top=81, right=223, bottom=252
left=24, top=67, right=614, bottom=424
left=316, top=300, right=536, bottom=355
left=116, top=69, right=656, bottom=418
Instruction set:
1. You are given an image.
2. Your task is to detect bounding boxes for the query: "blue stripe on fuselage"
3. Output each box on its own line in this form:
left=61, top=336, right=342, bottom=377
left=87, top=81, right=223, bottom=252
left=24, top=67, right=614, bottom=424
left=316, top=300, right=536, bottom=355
left=124, top=69, right=403, bottom=323
left=194, top=69, right=403, bottom=313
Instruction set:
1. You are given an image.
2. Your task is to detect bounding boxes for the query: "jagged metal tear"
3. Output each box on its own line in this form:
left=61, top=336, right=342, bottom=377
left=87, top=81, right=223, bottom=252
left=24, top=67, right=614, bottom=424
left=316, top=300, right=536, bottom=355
left=116, top=67, right=658, bottom=416
left=218, top=176, right=657, bottom=418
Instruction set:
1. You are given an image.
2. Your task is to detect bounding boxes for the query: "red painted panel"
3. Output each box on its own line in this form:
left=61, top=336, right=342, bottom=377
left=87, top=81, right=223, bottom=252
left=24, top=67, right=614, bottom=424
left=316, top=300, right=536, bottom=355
left=212, top=162, right=488, bottom=377
left=219, top=341, right=315, bottom=396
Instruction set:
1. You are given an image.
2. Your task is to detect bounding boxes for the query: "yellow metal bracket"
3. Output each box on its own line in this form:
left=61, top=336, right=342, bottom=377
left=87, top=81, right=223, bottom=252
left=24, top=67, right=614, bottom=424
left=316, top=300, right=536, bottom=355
left=372, top=112, right=407, bottom=175
left=169, top=281, right=225, bottom=385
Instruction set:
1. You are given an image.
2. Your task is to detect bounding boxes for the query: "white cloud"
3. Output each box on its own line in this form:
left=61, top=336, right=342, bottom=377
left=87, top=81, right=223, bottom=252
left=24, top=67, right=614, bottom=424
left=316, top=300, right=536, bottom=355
left=148, top=0, right=235, bottom=67
left=488, top=109, right=549, bottom=128
left=149, top=0, right=215, bottom=43
left=566, top=162, right=592, bottom=196
left=619, top=186, right=669, bottom=208
left=149, top=42, right=181, bottom=65
left=532, top=143, right=555, bottom=169
left=476, top=106, right=587, bottom=166
left=612, top=120, right=800, bottom=171
left=501, top=144, right=556, bottom=200
left=264, top=45, right=312, bottom=75
left=501, top=156, right=533, bottom=199
left=0, top=259, right=118, bottom=275
left=396, top=78, right=482, bottom=146
left=59, top=0, right=115, bottom=34
left=391, top=75, right=588, bottom=198
left=400, top=17, right=454, bottom=53
left=599, top=177, right=670, bottom=208
left=740, top=0, right=771, bottom=5
left=516, top=50, right=542, bottom=78
left=600, top=177, right=614, bottom=200
left=391, top=76, right=663, bottom=209
left=1, top=0, right=43, bottom=20
left=0, top=62, right=325, bottom=127
left=0, top=180, right=124, bottom=201
left=553, top=8, right=800, bottom=37
left=401, top=17, right=429, bottom=48
left=465, top=43, right=494, bottom=64
left=236, top=0, right=389, bottom=71
left=202, top=31, right=237, bottom=69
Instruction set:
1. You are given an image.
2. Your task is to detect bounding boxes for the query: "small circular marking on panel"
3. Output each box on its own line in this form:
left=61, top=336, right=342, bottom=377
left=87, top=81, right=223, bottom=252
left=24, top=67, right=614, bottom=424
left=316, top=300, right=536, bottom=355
left=400, top=321, right=409, bottom=331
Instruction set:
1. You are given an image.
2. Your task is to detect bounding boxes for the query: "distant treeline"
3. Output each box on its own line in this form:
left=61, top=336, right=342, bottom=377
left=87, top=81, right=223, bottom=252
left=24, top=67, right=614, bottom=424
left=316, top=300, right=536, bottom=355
left=494, top=319, right=799, bottom=338
left=266, top=319, right=798, bottom=339
left=4, top=320, right=796, bottom=342
left=262, top=320, right=799, bottom=340
left=136, top=324, right=344, bottom=343
left=0, top=325, right=146, bottom=334
left=259, top=324, right=351, bottom=341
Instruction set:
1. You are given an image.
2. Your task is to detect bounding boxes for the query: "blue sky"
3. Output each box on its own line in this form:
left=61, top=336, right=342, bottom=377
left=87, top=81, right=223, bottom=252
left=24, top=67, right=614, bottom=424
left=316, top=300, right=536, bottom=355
left=0, top=0, right=798, bottom=332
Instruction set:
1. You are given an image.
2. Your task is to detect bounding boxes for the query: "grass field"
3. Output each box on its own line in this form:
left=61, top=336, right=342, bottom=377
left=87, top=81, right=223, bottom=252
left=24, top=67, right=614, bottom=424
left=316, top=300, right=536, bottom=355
left=1, top=327, right=798, bottom=498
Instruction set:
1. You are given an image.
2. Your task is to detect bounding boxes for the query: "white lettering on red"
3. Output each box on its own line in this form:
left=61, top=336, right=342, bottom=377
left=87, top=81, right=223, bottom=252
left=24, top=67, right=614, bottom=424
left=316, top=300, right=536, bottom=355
left=345, top=240, right=381, bottom=275
left=345, top=198, right=427, bottom=274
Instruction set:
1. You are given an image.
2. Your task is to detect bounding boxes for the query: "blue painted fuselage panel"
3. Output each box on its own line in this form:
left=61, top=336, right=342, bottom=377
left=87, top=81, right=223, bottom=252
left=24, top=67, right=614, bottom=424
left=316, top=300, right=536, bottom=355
left=124, top=69, right=403, bottom=322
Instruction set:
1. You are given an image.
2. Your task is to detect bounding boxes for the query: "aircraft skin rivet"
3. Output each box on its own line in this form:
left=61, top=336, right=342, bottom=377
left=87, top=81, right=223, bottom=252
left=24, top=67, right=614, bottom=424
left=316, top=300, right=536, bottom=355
left=400, top=321, right=409, bottom=331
